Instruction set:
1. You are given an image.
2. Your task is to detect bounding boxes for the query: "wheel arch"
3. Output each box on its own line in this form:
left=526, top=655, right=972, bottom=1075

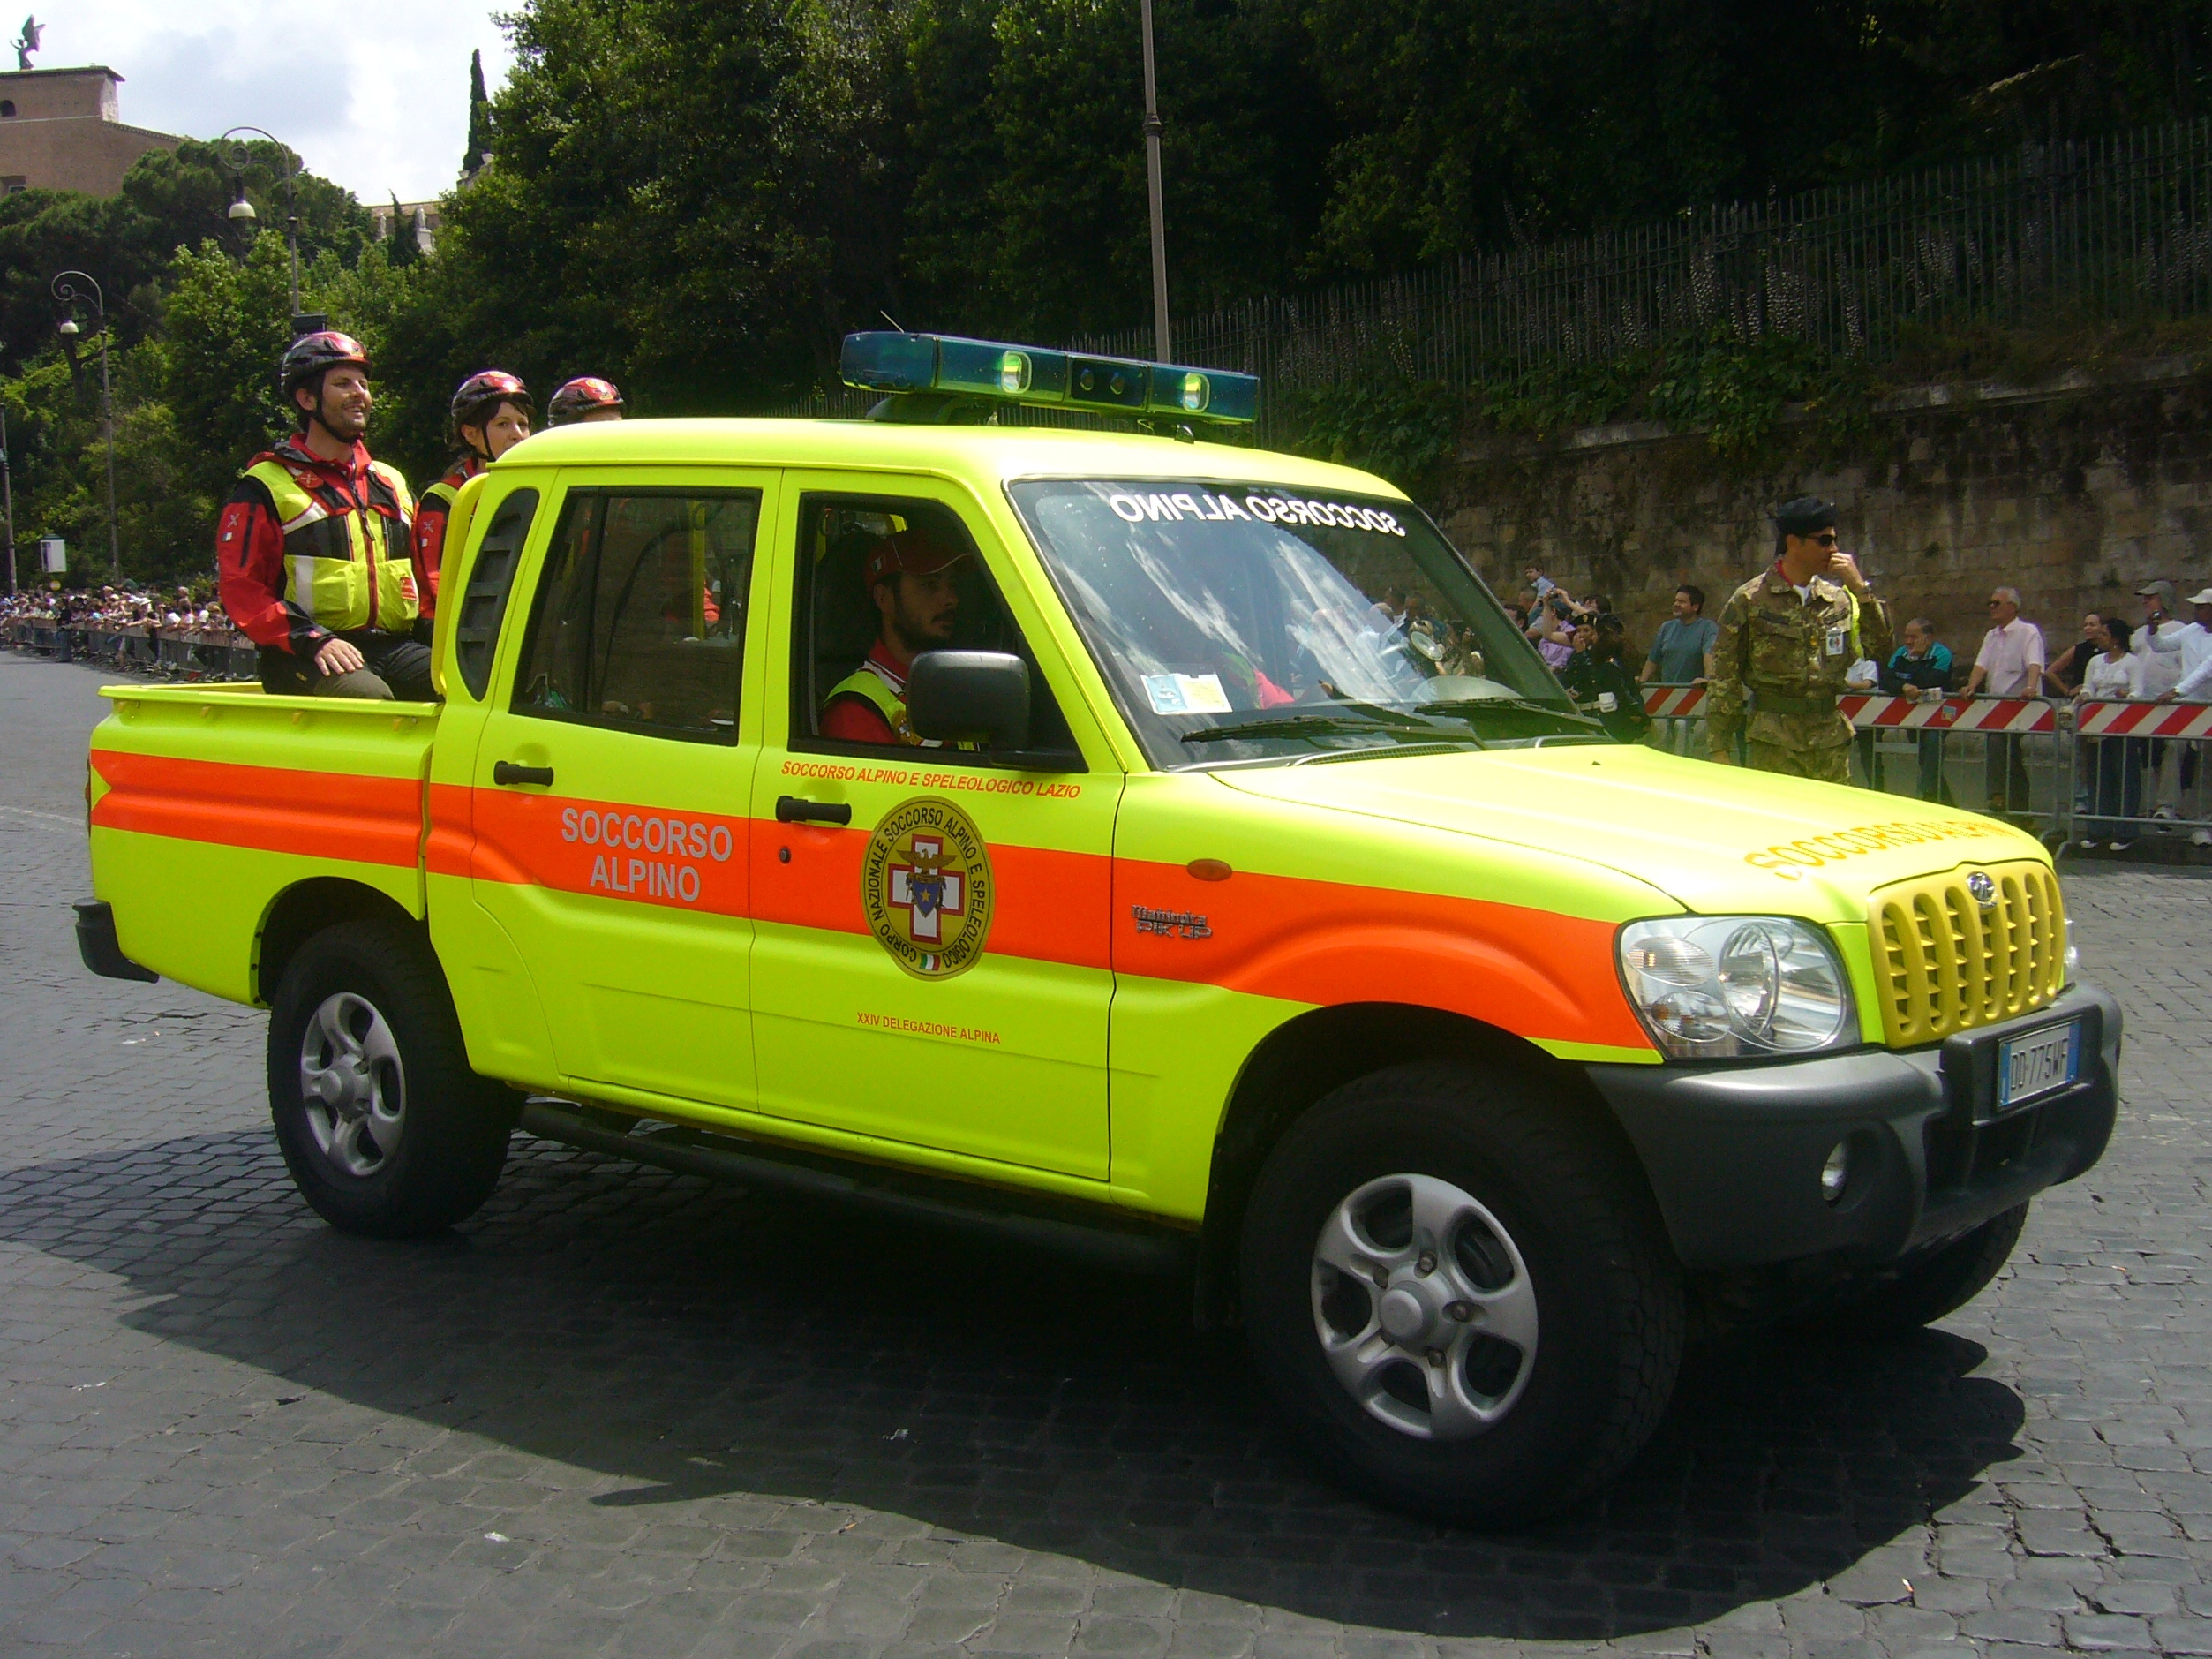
left=1194, top=1001, right=1663, bottom=1324
left=254, top=879, right=425, bottom=1007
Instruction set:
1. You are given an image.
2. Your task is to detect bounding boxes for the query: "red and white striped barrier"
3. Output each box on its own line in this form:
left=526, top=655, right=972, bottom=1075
left=2075, top=700, right=2212, bottom=739
left=1639, top=685, right=2059, bottom=733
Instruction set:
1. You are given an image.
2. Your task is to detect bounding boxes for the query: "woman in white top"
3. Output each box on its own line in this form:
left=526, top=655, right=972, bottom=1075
left=2078, top=615, right=2147, bottom=849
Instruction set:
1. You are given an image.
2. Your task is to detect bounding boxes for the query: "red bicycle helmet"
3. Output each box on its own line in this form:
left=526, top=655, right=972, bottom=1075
left=548, top=376, right=625, bottom=426
left=450, top=369, right=532, bottom=438
left=278, top=331, right=370, bottom=396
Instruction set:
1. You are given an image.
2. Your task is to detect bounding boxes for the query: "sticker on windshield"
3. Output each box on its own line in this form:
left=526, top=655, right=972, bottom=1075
left=1143, top=673, right=1233, bottom=716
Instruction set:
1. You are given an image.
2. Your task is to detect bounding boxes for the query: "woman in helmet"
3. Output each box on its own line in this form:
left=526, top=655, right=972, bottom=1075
left=548, top=376, right=625, bottom=426
left=412, top=370, right=533, bottom=641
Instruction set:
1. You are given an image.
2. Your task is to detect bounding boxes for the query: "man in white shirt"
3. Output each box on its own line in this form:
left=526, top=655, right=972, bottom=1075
left=2148, top=587, right=2212, bottom=839
left=2163, top=588, right=2212, bottom=702
left=1963, top=586, right=2045, bottom=815
left=2129, top=581, right=2186, bottom=814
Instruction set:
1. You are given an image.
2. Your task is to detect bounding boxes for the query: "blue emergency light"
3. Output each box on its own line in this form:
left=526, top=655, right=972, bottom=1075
left=839, top=331, right=1259, bottom=426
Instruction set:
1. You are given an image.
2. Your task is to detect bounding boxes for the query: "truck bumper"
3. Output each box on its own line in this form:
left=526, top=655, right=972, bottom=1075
left=1586, top=981, right=2120, bottom=1270
left=73, top=900, right=158, bottom=984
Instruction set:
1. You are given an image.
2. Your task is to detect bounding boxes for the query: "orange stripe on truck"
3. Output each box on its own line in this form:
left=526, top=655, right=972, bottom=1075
left=88, top=750, right=421, bottom=869
left=1112, top=858, right=1651, bottom=1053
left=751, top=821, right=1114, bottom=970
left=92, top=757, right=1645, bottom=1054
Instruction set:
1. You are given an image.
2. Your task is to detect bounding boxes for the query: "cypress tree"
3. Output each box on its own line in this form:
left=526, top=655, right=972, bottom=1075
left=464, top=49, right=493, bottom=177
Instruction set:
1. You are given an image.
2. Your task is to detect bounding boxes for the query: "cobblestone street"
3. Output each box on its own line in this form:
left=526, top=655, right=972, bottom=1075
left=4, top=650, right=2210, bottom=1659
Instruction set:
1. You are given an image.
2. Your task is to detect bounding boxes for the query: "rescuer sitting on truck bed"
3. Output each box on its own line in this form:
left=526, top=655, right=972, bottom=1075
left=820, top=529, right=967, bottom=745
left=412, top=370, right=533, bottom=645
left=215, top=333, right=431, bottom=701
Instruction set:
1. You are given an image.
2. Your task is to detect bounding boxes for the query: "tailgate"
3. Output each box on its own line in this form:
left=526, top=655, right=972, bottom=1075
left=87, top=685, right=439, bottom=1003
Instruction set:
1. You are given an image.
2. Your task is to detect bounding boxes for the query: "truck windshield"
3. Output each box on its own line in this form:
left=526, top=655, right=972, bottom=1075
left=1007, top=478, right=1591, bottom=765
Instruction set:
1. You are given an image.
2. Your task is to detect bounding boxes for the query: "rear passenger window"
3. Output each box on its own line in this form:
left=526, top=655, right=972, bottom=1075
left=455, top=487, right=537, bottom=700
left=512, top=488, right=759, bottom=743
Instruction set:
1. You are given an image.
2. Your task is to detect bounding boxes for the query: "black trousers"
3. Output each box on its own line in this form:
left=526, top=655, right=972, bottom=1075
left=259, top=630, right=435, bottom=701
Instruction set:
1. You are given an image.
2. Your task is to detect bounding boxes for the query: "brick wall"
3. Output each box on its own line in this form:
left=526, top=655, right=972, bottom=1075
left=1436, top=361, right=2212, bottom=665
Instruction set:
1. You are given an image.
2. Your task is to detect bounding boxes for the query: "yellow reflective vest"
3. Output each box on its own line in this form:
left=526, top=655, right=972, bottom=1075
left=826, top=659, right=929, bottom=745
left=245, top=451, right=419, bottom=635
left=824, top=657, right=984, bottom=750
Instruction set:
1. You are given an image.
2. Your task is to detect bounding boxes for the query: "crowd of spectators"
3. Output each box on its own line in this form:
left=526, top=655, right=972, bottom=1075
left=2, top=583, right=248, bottom=674
left=2, top=583, right=237, bottom=636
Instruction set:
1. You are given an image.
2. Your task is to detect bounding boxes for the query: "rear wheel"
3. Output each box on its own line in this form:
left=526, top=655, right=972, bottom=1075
left=1239, top=1062, right=1683, bottom=1528
left=267, top=916, right=514, bottom=1238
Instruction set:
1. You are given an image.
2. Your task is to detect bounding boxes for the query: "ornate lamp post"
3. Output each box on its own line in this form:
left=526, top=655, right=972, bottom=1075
left=219, top=125, right=301, bottom=321
left=52, top=272, right=120, bottom=580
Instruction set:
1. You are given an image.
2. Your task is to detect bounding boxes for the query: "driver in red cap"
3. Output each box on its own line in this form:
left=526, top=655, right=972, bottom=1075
left=820, top=528, right=968, bottom=744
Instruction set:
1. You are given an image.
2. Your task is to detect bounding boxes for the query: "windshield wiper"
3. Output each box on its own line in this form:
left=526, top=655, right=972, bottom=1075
left=1180, top=713, right=1473, bottom=745
left=1424, top=695, right=1604, bottom=730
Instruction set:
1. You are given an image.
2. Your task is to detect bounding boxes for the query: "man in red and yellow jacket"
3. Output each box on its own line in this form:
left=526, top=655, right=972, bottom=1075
left=215, top=332, right=430, bottom=699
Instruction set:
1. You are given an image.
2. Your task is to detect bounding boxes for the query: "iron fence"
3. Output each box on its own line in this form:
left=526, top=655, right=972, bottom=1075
left=1070, top=117, right=2212, bottom=438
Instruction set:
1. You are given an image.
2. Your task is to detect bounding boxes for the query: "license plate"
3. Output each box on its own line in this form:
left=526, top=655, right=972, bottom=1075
left=1998, top=1022, right=2080, bottom=1113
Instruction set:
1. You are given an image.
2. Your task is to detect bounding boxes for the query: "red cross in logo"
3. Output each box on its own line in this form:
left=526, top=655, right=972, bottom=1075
left=888, top=834, right=964, bottom=944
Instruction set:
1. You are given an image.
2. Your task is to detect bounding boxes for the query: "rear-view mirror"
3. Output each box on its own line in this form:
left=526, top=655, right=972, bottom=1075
left=907, top=650, right=1031, bottom=750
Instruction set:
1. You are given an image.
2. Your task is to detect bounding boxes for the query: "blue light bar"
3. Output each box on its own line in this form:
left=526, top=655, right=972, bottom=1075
left=839, top=332, right=1258, bottom=425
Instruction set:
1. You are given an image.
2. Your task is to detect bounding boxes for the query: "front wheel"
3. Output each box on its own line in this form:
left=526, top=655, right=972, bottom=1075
left=1239, top=1062, right=1683, bottom=1529
left=267, top=916, right=514, bottom=1238
left=1844, top=1203, right=2029, bottom=1333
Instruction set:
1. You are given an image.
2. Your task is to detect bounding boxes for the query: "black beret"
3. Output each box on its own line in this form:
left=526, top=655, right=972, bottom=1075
left=1775, top=495, right=1838, bottom=536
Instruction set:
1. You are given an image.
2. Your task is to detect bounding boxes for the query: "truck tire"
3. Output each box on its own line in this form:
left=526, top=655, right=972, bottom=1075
left=1846, top=1203, right=2028, bottom=1333
left=1239, top=1061, right=1683, bottom=1528
left=267, top=916, right=515, bottom=1238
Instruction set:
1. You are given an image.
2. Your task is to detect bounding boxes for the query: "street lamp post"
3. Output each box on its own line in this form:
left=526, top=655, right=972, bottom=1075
left=0, top=343, right=17, bottom=596
left=1, top=390, right=17, bottom=596
left=51, top=272, right=119, bottom=581
left=1139, top=0, right=1170, bottom=363
left=219, top=125, right=300, bottom=321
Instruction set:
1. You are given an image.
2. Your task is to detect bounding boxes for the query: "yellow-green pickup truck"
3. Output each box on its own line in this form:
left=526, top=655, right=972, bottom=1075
left=74, top=334, right=2118, bottom=1527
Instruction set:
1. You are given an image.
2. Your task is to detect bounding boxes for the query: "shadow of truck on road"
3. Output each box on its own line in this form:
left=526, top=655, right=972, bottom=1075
left=0, top=1127, right=2024, bottom=1643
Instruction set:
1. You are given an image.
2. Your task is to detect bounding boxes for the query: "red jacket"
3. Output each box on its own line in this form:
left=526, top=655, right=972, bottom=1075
left=411, top=455, right=485, bottom=621
left=216, top=437, right=404, bottom=656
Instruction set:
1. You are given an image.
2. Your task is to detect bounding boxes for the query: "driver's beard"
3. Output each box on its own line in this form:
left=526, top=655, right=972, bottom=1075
left=311, top=393, right=365, bottom=447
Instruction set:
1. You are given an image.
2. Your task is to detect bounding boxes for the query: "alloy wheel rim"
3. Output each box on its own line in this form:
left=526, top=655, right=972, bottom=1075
left=1309, top=1173, right=1539, bottom=1440
left=297, top=990, right=406, bottom=1180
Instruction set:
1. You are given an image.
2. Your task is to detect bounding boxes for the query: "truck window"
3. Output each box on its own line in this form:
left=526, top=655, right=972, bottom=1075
left=454, top=488, right=538, bottom=700
left=511, top=487, right=759, bottom=743
left=791, top=493, right=1077, bottom=758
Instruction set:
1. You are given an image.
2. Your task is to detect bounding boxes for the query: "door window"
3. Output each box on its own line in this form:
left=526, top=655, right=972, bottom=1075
left=513, top=489, right=759, bottom=743
left=791, top=493, right=1077, bottom=759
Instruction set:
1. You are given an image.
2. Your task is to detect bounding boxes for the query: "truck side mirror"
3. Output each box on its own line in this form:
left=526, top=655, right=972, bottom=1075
left=907, top=650, right=1031, bottom=750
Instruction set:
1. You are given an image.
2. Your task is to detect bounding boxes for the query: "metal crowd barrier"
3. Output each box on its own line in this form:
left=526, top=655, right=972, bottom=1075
left=3, top=618, right=259, bottom=681
left=1647, top=685, right=2212, bottom=856
left=2058, top=700, right=2212, bottom=853
left=1641, top=685, right=2069, bottom=832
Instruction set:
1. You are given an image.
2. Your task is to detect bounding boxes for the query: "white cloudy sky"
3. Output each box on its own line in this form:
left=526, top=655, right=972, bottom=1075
left=28, top=2, right=515, bottom=203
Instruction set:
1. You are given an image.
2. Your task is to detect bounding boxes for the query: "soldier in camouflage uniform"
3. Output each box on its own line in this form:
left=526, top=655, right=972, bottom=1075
left=1706, top=496, right=1892, bottom=782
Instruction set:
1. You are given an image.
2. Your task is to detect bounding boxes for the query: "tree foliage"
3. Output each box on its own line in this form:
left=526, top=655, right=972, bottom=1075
left=4, top=0, right=2208, bottom=590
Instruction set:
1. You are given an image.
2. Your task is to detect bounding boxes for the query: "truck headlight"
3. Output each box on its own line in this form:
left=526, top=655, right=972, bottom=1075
left=1618, top=917, right=1855, bottom=1059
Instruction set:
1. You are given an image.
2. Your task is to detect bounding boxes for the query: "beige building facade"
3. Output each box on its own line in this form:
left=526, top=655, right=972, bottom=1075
left=0, top=66, right=179, bottom=197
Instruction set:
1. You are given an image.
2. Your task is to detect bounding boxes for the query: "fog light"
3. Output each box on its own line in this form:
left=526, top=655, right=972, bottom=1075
left=1819, top=1141, right=1850, bottom=1204
left=2064, top=943, right=2080, bottom=981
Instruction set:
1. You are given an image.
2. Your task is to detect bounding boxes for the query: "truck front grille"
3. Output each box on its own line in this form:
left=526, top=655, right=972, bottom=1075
left=1870, top=861, right=2065, bottom=1047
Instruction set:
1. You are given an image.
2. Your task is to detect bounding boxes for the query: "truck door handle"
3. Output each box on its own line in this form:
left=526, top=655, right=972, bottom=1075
left=776, top=794, right=852, bottom=826
left=493, top=762, right=556, bottom=788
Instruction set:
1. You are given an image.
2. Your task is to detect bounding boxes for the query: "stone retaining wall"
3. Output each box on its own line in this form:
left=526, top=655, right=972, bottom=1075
left=1436, top=361, right=2212, bottom=663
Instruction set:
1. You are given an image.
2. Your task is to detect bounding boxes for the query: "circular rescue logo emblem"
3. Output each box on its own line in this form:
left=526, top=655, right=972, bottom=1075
left=861, top=796, right=995, bottom=979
